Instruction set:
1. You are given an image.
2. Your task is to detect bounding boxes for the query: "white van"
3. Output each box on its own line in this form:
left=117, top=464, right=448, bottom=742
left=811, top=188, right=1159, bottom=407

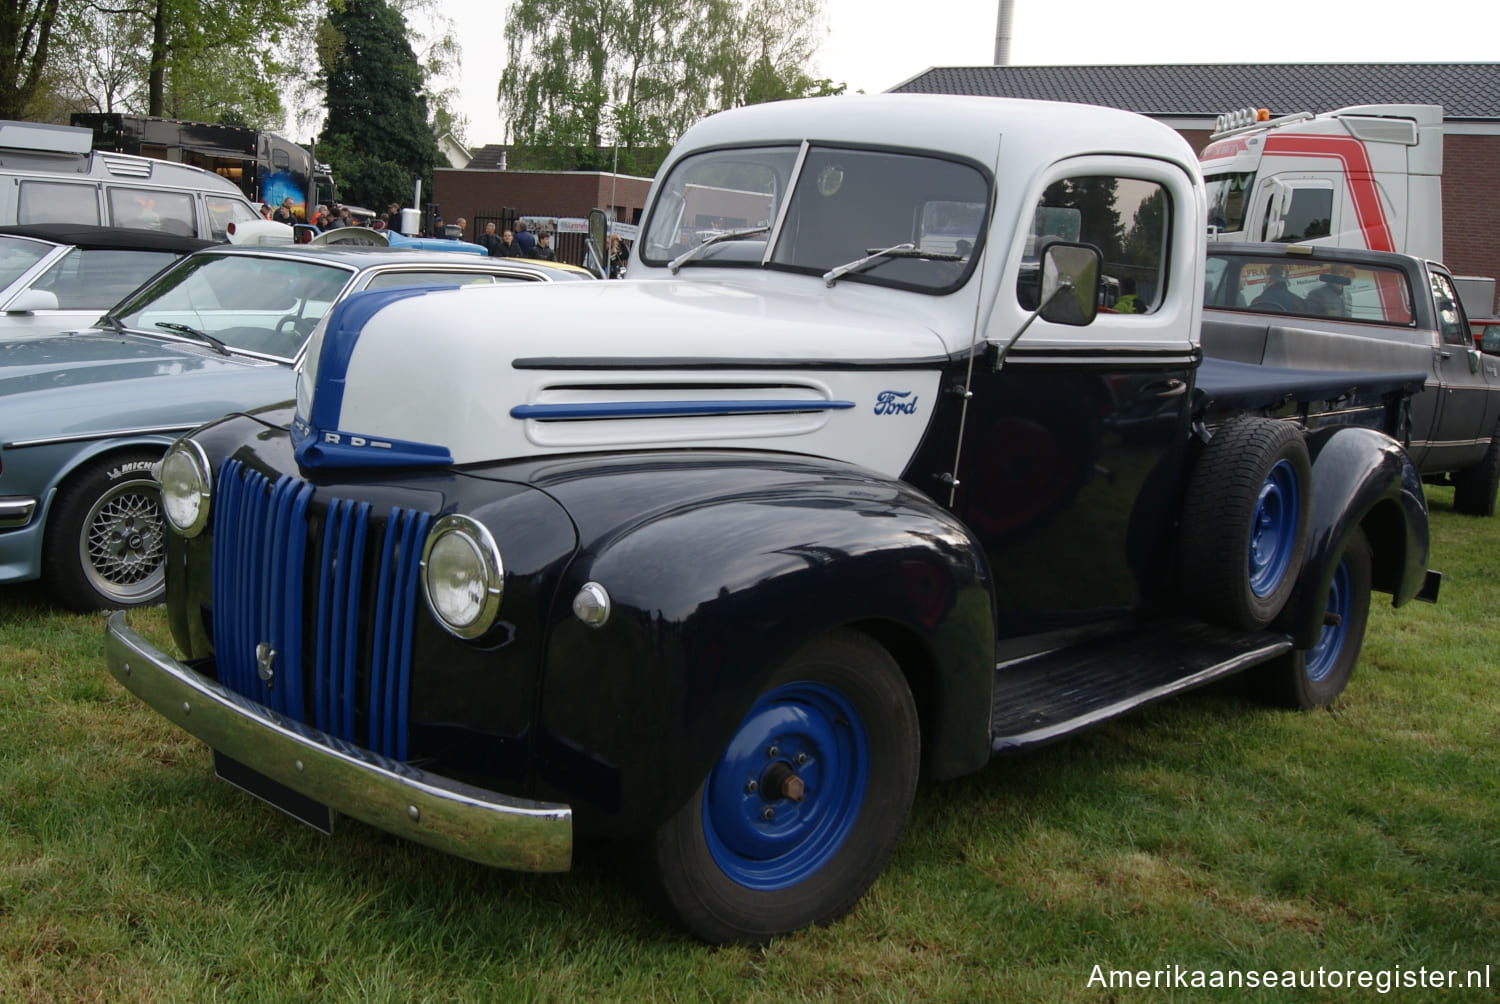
left=0, top=119, right=261, bottom=241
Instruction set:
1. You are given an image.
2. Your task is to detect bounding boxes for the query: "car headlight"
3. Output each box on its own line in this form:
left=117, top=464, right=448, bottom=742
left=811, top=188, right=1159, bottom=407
left=420, top=515, right=504, bottom=638
left=158, top=438, right=212, bottom=537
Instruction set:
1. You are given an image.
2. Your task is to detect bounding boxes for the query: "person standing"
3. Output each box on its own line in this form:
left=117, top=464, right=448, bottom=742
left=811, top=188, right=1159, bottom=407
left=533, top=231, right=556, bottom=260
left=514, top=219, right=537, bottom=257
left=272, top=197, right=296, bottom=225
left=385, top=203, right=403, bottom=232
left=478, top=222, right=504, bottom=256
left=497, top=229, right=522, bottom=257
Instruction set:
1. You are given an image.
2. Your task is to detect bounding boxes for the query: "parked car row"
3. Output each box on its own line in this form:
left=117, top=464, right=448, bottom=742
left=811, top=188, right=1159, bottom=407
left=0, top=241, right=593, bottom=610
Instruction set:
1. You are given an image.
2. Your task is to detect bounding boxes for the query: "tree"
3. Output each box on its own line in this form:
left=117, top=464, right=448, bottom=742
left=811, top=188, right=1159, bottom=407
left=317, top=0, right=442, bottom=211
left=1, top=0, right=61, bottom=119
left=14, top=0, right=310, bottom=127
left=500, top=0, right=841, bottom=177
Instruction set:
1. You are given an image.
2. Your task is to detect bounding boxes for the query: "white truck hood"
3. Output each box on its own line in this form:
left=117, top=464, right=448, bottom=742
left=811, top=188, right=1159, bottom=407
left=292, top=279, right=952, bottom=477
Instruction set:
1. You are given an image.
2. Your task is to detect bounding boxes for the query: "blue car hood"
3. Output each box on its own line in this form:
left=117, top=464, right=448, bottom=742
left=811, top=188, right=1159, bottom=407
left=0, top=330, right=294, bottom=443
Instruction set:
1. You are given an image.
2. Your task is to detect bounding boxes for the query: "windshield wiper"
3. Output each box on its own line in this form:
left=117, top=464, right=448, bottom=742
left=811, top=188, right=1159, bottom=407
left=98, top=312, right=126, bottom=334
left=668, top=226, right=770, bottom=273
left=155, top=321, right=231, bottom=356
left=821, top=242, right=916, bottom=287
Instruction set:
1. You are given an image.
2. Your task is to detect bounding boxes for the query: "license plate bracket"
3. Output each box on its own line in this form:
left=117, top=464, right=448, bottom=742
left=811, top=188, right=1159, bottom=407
left=214, top=751, right=336, bottom=834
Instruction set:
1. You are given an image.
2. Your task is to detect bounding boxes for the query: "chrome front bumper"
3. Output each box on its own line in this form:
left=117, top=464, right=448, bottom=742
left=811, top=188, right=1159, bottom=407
left=105, top=612, right=572, bottom=872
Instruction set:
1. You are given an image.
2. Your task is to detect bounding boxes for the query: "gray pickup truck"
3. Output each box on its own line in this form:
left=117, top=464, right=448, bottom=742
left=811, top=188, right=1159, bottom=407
left=1203, top=243, right=1500, bottom=515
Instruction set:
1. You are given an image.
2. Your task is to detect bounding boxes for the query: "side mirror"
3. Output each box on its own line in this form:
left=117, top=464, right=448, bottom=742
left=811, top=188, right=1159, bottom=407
left=6, top=288, right=60, bottom=313
left=1038, top=242, right=1101, bottom=326
left=585, top=208, right=610, bottom=279
left=1262, top=178, right=1290, bottom=242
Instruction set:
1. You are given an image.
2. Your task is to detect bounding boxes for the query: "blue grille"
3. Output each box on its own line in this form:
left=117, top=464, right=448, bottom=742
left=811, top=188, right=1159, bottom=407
left=212, top=458, right=431, bottom=758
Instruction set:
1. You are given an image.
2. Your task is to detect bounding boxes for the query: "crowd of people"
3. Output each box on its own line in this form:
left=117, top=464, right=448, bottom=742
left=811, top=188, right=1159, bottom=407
left=255, top=198, right=629, bottom=273
left=475, top=219, right=558, bottom=261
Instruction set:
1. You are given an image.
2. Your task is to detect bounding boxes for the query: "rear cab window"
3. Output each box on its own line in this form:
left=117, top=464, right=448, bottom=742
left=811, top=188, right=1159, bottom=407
left=1206, top=254, right=1415, bottom=325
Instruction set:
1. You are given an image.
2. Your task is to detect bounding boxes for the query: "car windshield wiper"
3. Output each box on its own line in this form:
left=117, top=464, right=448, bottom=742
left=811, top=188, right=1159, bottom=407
left=668, top=226, right=770, bottom=273
left=821, top=242, right=917, bottom=287
left=97, top=312, right=126, bottom=334
left=155, top=321, right=232, bottom=356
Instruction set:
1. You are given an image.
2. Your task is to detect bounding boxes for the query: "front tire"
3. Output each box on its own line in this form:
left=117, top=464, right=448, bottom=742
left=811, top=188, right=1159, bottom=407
left=647, top=630, right=919, bottom=944
left=1452, top=425, right=1500, bottom=517
left=1253, top=527, right=1372, bottom=709
left=42, top=450, right=166, bottom=611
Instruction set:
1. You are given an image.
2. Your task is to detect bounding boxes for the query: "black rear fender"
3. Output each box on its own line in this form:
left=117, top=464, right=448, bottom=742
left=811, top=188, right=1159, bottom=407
left=1281, top=427, right=1429, bottom=647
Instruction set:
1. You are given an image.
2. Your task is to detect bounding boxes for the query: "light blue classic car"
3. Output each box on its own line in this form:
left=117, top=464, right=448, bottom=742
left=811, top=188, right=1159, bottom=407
left=0, top=244, right=592, bottom=610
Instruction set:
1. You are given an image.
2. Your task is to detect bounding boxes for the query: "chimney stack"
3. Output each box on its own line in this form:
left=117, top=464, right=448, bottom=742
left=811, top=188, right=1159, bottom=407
left=994, top=0, right=1015, bottom=65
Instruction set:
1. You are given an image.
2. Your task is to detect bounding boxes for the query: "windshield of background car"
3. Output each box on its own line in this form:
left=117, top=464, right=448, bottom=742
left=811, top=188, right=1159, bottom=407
left=0, top=236, right=52, bottom=288
left=1204, top=172, right=1254, bottom=232
left=641, top=144, right=989, bottom=293
left=110, top=254, right=355, bottom=360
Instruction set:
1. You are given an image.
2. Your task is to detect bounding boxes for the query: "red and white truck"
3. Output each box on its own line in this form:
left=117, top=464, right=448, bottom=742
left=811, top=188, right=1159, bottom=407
left=1200, top=103, right=1497, bottom=326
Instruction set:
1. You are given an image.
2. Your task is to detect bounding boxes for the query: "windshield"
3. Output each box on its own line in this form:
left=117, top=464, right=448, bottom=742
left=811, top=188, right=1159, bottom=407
left=1205, top=171, right=1255, bottom=233
left=641, top=144, right=989, bottom=293
left=110, top=253, right=354, bottom=360
left=0, top=235, right=52, bottom=289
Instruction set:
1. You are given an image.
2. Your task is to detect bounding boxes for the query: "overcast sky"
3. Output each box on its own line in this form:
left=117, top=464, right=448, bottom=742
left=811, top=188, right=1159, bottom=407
left=432, top=0, right=1500, bottom=147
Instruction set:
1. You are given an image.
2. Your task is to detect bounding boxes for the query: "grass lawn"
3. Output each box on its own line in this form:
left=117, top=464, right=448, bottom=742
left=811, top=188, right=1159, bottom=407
left=2, top=486, right=1496, bottom=1002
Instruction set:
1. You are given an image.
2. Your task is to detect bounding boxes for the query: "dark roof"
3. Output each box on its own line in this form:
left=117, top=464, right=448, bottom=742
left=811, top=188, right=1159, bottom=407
left=468, top=145, right=512, bottom=170
left=0, top=223, right=215, bottom=253
left=890, top=63, right=1500, bottom=121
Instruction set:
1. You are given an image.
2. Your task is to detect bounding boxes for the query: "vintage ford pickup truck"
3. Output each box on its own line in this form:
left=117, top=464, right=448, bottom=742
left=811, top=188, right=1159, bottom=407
left=1203, top=242, right=1500, bottom=515
left=105, top=95, right=1439, bottom=944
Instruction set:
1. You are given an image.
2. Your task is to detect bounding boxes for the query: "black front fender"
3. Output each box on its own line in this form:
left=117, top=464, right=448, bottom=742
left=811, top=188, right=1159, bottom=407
left=1282, top=427, right=1430, bottom=647
left=528, top=453, right=995, bottom=836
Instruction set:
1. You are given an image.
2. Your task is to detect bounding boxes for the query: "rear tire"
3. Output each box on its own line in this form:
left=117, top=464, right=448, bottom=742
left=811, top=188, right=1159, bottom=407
left=1252, top=528, right=1372, bottom=709
left=646, top=630, right=919, bottom=944
left=1180, top=418, right=1311, bottom=630
left=1452, top=426, right=1500, bottom=517
left=42, top=450, right=166, bottom=611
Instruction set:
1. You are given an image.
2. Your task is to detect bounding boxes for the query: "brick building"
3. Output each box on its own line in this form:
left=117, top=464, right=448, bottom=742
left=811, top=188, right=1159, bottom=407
left=431, top=153, right=653, bottom=245
left=891, top=63, right=1500, bottom=299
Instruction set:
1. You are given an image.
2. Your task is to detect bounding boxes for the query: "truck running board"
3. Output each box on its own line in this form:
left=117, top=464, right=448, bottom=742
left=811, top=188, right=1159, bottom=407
left=990, top=621, right=1294, bottom=753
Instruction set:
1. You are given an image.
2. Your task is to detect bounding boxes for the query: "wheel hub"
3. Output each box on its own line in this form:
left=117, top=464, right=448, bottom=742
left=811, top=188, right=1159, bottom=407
left=761, top=760, right=805, bottom=802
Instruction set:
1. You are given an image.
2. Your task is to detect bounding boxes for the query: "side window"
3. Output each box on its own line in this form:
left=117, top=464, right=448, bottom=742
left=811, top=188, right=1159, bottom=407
left=1017, top=175, right=1170, bottom=315
left=33, top=248, right=181, bottom=308
left=1430, top=271, right=1469, bottom=346
left=107, top=187, right=196, bottom=236
left=206, top=196, right=258, bottom=241
left=1266, top=185, right=1333, bottom=243
left=18, top=181, right=100, bottom=225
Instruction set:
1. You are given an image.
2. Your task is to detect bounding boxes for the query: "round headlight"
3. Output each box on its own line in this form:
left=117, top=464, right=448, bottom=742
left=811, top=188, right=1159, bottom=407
left=421, top=515, right=503, bottom=638
left=158, top=438, right=212, bottom=537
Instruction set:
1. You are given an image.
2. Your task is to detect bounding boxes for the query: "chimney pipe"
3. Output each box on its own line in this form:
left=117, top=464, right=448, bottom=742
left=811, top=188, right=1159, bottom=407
left=994, top=0, right=1015, bottom=65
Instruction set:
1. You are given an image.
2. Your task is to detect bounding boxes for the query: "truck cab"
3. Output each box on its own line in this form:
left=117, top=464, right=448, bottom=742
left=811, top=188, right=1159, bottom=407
left=1202, top=104, right=1444, bottom=260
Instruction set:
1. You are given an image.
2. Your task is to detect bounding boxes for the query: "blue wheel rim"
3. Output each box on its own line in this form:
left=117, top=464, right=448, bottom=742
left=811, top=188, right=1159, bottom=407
left=1304, top=554, right=1352, bottom=683
left=1248, top=458, right=1300, bottom=598
left=702, top=681, right=869, bottom=891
